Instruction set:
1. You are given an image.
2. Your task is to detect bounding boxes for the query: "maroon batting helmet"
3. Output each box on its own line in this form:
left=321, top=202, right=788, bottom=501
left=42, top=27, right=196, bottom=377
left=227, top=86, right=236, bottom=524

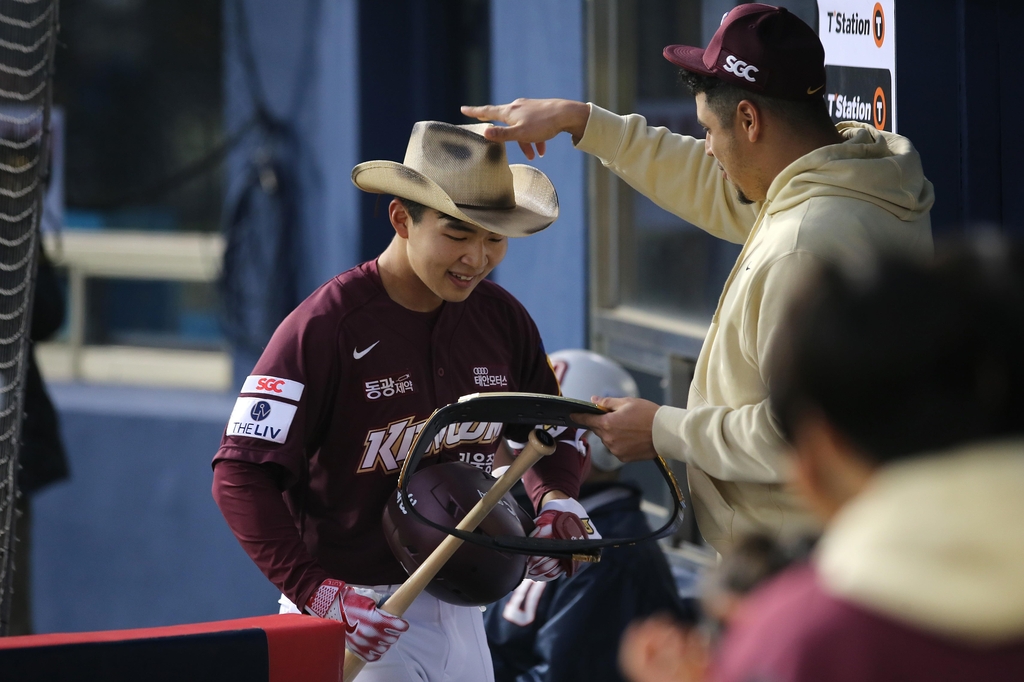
left=382, top=461, right=533, bottom=606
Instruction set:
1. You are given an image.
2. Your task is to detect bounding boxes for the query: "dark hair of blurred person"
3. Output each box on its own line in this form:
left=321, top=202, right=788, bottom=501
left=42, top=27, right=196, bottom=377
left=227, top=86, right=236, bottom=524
left=704, top=236, right=1024, bottom=682
left=772, top=235, right=1024, bottom=465
left=619, top=532, right=812, bottom=682
left=699, top=533, right=812, bottom=637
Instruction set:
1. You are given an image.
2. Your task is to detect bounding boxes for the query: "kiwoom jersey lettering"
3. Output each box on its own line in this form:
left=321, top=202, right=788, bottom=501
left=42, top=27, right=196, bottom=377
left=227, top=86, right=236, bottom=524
left=359, top=418, right=505, bottom=473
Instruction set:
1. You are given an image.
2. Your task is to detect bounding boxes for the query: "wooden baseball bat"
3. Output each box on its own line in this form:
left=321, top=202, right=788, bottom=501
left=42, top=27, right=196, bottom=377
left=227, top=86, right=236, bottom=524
left=343, top=428, right=557, bottom=681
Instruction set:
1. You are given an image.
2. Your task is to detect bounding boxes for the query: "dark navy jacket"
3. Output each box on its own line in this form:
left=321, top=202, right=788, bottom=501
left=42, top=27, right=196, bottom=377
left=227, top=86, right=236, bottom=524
left=485, top=482, right=693, bottom=682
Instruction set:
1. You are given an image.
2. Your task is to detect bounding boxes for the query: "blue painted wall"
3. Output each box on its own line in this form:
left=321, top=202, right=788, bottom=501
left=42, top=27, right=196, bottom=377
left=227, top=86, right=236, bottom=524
left=357, top=1, right=492, bottom=262
left=224, top=0, right=361, bottom=296
left=32, top=386, right=279, bottom=633
left=224, top=0, right=361, bottom=386
left=489, top=1, right=588, bottom=352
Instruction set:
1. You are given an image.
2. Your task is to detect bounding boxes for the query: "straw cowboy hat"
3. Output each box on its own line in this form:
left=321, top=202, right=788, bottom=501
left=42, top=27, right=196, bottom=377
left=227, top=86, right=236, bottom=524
left=351, top=121, right=558, bottom=237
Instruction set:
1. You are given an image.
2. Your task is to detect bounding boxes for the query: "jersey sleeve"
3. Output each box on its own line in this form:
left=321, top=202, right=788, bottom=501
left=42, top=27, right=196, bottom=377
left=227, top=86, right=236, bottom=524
left=212, top=459, right=331, bottom=608
left=514, top=313, right=586, bottom=505
left=213, top=293, right=343, bottom=485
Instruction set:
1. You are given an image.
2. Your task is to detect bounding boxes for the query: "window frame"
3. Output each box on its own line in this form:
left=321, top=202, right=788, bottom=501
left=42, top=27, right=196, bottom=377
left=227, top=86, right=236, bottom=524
left=585, top=0, right=706, bottom=402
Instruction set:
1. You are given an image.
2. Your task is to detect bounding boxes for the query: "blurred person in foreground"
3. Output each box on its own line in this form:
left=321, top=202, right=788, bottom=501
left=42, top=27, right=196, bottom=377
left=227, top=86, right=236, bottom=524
left=485, top=350, right=693, bottom=681
left=622, top=238, right=1024, bottom=681
left=620, top=533, right=805, bottom=682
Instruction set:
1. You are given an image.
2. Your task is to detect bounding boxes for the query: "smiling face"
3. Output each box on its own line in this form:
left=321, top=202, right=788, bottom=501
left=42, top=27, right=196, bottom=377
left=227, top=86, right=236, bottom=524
left=398, top=201, right=508, bottom=306
left=696, top=92, right=758, bottom=205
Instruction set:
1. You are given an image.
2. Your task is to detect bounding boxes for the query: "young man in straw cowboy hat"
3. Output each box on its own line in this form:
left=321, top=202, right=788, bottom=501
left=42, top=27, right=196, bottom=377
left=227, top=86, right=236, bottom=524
left=211, top=121, right=597, bottom=680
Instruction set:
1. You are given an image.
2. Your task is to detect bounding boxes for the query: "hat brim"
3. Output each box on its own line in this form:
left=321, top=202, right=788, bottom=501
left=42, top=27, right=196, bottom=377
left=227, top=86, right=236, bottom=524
left=663, top=44, right=714, bottom=76
left=351, top=161, right=558, bottom=238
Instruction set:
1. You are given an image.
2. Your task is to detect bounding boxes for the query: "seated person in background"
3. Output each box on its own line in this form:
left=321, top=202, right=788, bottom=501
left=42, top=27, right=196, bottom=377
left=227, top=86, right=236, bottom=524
left=713, top=238, right=1024, bottom=681
left=486, top=350, right=693, bottom=682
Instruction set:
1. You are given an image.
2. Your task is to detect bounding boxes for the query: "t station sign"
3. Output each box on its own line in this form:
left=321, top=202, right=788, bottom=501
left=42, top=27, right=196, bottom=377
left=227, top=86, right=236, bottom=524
left=819, top=1, right=896, bottom=132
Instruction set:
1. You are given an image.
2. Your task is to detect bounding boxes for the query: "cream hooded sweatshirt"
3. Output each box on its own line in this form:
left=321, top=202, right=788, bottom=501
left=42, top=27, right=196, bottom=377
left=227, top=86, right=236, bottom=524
left=576, top=104, right=934, bottom=552
left=817, top=439, right=1024, bottom=644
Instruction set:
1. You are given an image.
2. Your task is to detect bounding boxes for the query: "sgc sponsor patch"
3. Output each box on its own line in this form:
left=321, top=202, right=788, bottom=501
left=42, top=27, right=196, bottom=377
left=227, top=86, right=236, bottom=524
left=242, top=374, right=305, bottom=401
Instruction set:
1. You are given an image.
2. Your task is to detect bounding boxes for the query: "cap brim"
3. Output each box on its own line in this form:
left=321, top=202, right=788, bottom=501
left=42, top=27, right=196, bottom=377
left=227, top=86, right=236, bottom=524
left=351, top=161, right=558, bottom=238
left=663, top=44, right=714, bottom=75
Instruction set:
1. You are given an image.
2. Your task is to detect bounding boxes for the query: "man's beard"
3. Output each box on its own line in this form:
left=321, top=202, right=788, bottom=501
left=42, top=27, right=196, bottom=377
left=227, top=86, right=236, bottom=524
left=736, top=188, right=754, bottom=205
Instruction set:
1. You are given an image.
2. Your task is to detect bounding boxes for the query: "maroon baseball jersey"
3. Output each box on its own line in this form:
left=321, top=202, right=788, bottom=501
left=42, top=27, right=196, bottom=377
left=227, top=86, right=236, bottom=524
left=213, top=260, right=586, bottom=589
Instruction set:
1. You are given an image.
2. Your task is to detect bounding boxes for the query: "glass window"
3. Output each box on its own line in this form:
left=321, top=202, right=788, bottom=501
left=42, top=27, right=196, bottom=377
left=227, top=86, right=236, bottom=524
left=618, top=0, right=742, bottom=322
left=55, top=0, right=223, bottom=234
left=85, top=279, right=222, bottom=351
left=591, top=0, right=819, bottom=323
left=41, top=0, right=228, bottom=388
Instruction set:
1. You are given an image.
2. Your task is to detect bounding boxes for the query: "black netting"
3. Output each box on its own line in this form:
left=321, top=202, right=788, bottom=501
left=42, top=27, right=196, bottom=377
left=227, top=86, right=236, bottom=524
left=0, top=0, right=57, bottom=637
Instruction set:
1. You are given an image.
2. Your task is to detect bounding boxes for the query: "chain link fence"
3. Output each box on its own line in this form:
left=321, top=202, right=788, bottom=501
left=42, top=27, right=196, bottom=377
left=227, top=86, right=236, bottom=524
left=0, top=0, right=58, bottom=637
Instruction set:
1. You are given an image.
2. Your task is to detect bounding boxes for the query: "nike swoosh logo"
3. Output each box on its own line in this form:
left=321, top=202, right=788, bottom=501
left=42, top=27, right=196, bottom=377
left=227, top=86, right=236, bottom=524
left=807, top=84, right=824, bottom=95
left=353, top=341, right=380, bottom=359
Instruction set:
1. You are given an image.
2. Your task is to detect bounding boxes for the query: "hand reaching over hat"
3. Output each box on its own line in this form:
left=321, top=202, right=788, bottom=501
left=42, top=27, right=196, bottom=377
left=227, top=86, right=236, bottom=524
left=461, top=99, right=591, bottom=160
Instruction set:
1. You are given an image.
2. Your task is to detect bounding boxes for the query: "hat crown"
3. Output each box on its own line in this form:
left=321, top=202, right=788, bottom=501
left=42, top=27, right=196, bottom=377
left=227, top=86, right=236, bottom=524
left=402, top=121, right=516, bottom=210
left=663, top=3, right=825, bottom=101
left=351, top=120, right=558, bottom=237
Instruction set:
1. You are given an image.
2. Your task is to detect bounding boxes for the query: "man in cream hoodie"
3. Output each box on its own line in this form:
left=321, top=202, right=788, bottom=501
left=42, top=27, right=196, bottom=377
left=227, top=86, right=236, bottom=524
left=464, top=4, right=933, bottom=553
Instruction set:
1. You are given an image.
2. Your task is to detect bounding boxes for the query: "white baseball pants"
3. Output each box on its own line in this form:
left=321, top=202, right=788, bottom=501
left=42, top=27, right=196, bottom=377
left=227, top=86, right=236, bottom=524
left=278, top=586, right=495, bottom=682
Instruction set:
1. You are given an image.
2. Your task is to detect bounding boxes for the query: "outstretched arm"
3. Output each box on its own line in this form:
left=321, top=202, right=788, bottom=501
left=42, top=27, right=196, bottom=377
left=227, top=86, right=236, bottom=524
left=468, top=99, right=757, bottom=244
left=461, top=98, right=590, bottom=160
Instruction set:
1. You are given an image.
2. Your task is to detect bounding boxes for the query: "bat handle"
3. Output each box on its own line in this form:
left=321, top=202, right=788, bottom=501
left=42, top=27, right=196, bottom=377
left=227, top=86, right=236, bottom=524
left=343, top=428, right=557, bottom=681
left=343, top=651, right=367, bottom=680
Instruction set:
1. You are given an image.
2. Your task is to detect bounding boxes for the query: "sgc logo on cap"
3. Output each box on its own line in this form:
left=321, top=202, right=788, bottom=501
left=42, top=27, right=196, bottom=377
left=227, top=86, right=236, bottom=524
left=722, top=55, right=760, bottom=83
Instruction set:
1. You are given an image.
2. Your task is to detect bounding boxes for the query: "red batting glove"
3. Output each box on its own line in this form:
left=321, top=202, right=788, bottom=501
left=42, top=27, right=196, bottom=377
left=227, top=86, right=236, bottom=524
left=304, top=579, right=409, bottom=662
left=525, top=498, right=600, bottom=581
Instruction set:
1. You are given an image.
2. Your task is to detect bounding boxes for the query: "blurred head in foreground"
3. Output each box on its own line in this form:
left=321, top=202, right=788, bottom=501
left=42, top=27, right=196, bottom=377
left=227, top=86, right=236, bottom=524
left=770, top=236, right=1024, bottom=520
left=699, top=533, right=812, bottom=630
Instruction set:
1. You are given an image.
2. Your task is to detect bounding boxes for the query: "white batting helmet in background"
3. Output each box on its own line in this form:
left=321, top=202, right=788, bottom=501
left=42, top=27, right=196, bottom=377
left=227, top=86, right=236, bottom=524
left=549, top=349, right=640, bottom=472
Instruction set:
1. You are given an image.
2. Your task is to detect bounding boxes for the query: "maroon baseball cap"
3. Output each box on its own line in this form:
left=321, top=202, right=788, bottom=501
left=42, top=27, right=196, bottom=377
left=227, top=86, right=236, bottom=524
left=663, top=3, right=826, bottom=101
